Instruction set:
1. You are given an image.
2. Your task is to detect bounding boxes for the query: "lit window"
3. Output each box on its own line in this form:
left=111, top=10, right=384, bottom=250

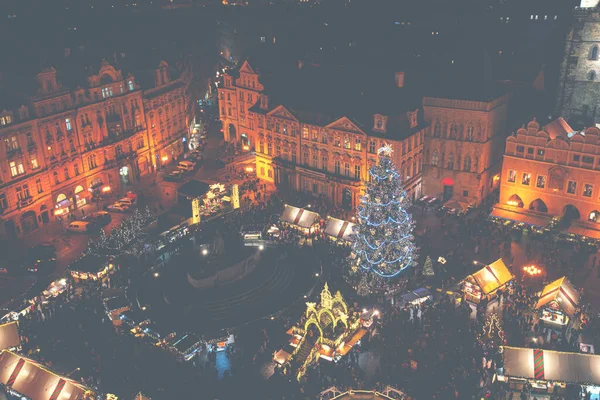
left=343, top=136, right=351, bottom=149
left=128, top=80, right=134, bottom=91
left=31, top=155, right=39, bottom=169
left=536, top=175, right=546, bottom=188
left=354, top=165, right=361, bottom=180
left=65, top=118, right=72, bottom=130
left=567, top=180, right=577, bottom=194
left=354, top=138, right=361, bottom=151
left=521, top=173, right=531, bottom=185
left=584, top=184, right=593, bottom=197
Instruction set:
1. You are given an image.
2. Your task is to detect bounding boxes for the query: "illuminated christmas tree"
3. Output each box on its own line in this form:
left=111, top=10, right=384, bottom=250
left=350, top=145, right=418, bottom=295
left=422, top=256, right=435, bottom=276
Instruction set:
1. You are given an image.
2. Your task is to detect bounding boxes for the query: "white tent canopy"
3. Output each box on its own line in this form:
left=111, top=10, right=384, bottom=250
left=324, top=217, right=355, bottom=241
left=0, top=322, right=19, bottom=350
left=280, top=205, right=320, bottom=229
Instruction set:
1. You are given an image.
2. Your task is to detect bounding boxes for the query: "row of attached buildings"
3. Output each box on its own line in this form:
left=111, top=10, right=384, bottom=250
left=218, top=60, right=510, bottom=211
left=0, top=58, right=194, bottom=238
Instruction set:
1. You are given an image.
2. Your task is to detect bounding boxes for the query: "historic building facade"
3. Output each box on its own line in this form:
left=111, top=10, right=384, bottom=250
left=421, top=94, right=511, bottom=205
left=218, top=61, right=425, bottom=210
left=556, top=0, right=600, bottom=126
left=500, top=117, right=600, bottom=226
left=0, top=60, right=192, bottom=238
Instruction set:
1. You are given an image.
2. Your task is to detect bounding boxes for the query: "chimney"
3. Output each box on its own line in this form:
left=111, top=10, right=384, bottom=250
left=395, top=71, right=405, bottom=88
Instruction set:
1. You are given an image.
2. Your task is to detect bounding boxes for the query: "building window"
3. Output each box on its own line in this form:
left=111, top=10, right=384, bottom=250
left=36, top=178, right=43, bottom=193
left=267, top=142, right=272, bottom=155
left=354, top=138, right=361, bottom=151
left=447, top=153, right=454, bottom=170
left=321, top=156, right=328, bottom=171
left=516, top=145, right=524, bottom=153
left=521, top=173, right=531, bottom=186
left=463, top=155, right=471, bottom=172
left=431, top=151, right=439, bottom=166
left=583, top=156, right=594, bottom=164
left=0, top=115, right=12, bottom=126
left=334, top=160, right=340, bottom=175
left=312, top=152, right=318, bottom=168
left=590, top=45, right=599, bottom=60
left=354, top=165, right=361, bottom=180
left=334, top=136, right=341, bottom=147
left=433, top=122, right=441, bottom=137
left=311, top=130, right=319, bottom=141
left=321, top=132, right=327, bottom=144
left=368, top=140, right=376, bottom=154
left=101, top=87, right=113, bottom=98
left=463, top=190, right=469, bottom=197
left=584, top=184, right=593, bottom=197
left=537, top=149, right=545, bottom=157
left=259, top=141, right=264, bottom=154
left=128, top=80, right=134, bottom=91
left=5, top=136, right=19, bottom=151
left=589, top=71, right=597, bottom=81
left=536, top=175, right=546, bottom=188
left=573, top=154, right=581, bottom=162
left=567, top=180, right=577, bottom=194
left=74, top=163, right=80, bottom=176
left=344, top=162, right=350, bottom=177
left=275, top=145, right=281, bottom=157
left=507, top=170, right=516, bottom=183
left=0, top=193, right=7, bottom=211
left=449, top=124, right=457, bottom=138
left=402, top=141, right=406, bottom=155
left=466, top=125, right=474, bottom=141
left=64, top=167, right=70, bottom=180
left=527, top=148, right=534, bottom=155
left=9, top=160, right=24, bottom=177
left=303, top=150, right=309, bottom=165
left=343, top=136, right=351, bottom=149
left=54, top=171, right=60, bottom=184
left=302, top=127, right=309, bottom=139
left=291, top=149, right=297, bottom=163
left=65, top=118, right=72, bottom=131
left=275, top=121, right=280, bottom=133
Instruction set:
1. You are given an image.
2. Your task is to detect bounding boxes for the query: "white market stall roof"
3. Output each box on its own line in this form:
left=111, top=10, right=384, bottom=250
left=280, top=205, right=320, bottom=229
left=0, top=350, right=93, bottom=399
left=324, top=217, right=355, bottom=241
left=471, top=258, right=513, bottom=295
left=503, top=346, right=600, bottom=385
left=536, top=276, right=580, bottom=317
left=0, top=322, right=19, bottom=350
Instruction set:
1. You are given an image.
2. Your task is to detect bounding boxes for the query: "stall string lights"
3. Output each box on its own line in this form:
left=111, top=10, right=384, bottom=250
left=349, top=145, right=418, bottom=294
left=523, top=265, right=543, bottom=276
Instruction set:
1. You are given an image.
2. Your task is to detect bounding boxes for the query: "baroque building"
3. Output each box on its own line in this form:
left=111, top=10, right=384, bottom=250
left=218, top=61, right=425, bottom=209
left=556, top=0, right=600, bottom=126
left=497, top=117, right=600, bottom=237
left=421, top=93, right=511, bottom=205
left=0, top=59, right=192, bottom=238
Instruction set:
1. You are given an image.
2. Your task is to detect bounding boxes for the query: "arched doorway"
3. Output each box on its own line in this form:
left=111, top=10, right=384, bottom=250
left=562, top=204, right=580, bottom=221
left=507, top=194, right=524, bottom=208
left=342, top=188, right=353, bottom=210
left=20, top=211, right=38, bottom=234
left=441, top=177, right=454, bottom=201
left=529, top=198, right=548, bottom=212
left=137, top=156, right=148, bottom=176
left=228, top=124, right=236, bottom=141
left=589, top=210, right=600, bottom=223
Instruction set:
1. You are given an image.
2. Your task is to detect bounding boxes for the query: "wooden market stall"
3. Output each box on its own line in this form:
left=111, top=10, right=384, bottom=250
left=498, top=346, right=600, bottom=397
left=0, top=322, right=19, bottom=351
left=324, top=217, right=355, bottom=243
left=535, top=277, right=580, bottom=328
left=463, top=258, right=513, bottom=303
left=280, top=205, right=320, bottom=235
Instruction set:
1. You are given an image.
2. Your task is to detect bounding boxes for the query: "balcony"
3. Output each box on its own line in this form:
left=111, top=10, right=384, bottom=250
left=6, top=147, right=22, bottom=159
left=18, top=196, right=34, bottom=208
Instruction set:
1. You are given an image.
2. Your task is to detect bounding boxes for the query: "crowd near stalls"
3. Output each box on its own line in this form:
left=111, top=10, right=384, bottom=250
left=535, top=277, right=580, bottom=329
left=280, top=205, right=321, bottom=235
left=69, top=254, right=117, bottom=282
left=462, top=258, right=514, bottom=303
left=498, top=346, right=600, bottom=398
left=1, top=278, right=70, bottom=324
left=177, top=179, right=241, bottom=221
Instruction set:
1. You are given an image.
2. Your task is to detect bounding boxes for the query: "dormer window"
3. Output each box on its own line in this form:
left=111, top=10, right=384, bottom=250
left=0, top=115, right=12, bottom=126
left=128, top=80, right=134, bottom=91
left=373, top=114, right=387, bottom=132
left=102, top=87, right=113, bottom=98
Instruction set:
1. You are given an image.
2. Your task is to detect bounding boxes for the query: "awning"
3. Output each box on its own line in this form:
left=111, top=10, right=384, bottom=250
left=338, top=328, right=368, bottom=356
left=536, top=277, right=579, bottom=317
left=0, top=350, right=92, bottom=400
left=471, top=258, right=513, bottom=295
left=280, top=205, right=319, bottom=229
left=567, top=224, right=600, bottom=240
left=490, top=207, right=551, bottom=228
left=324, top=217, right=355, bottom=241
left=0, top=322, right=19, bottom=350
left=443, top=198, right=470, bottom=212
left=502, top=346, right=600, bottom=385
left=273, top=349, right=292, bottom=365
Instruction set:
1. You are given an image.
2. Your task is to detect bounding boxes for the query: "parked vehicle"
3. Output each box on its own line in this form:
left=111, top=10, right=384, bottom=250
left=106, top=203, right=130, bottom=213
left=67, top=221, right=91, bottom=233
left=177, top=160, right=196, bottom=172
left=24, top=243, right=57, bottom=274
left=84, top=211, right=111, bottom=228
left=117, top=197, right=135, bottom=206
left=164, top=170, right=185, bottom=182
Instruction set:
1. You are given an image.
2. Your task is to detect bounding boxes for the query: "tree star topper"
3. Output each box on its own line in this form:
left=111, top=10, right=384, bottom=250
left=378, top=144, right=393, bottom=156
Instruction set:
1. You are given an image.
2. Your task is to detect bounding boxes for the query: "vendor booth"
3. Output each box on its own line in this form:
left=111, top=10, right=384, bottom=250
left=498, top=346, right=600, bottom=398
left=0, top=350, right=96, bottom=400
left=463, top=258, right=513, bottom=303
left=280, top=205, right=320, bottom=235
left=163, top=332, right=202, bottom=362
left=0, top=322, right=19, bottom=351
left=103, top=290, right=131, bottom=326
left=68, top=254, right=116, bottom=281
left=324, top=217, right=355, bottom=243
left=396, top=288, right=432, bottom=308
left=536, top=277, right=579, bottom=328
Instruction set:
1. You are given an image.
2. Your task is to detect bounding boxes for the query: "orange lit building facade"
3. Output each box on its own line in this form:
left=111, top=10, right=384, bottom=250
left=421, top=94, right=511, bottom=205
left=0, top=60, right=192, bottom=238
left=218, top=61, right=425, bottom=209
left=499, top=117, right=600, bottom=228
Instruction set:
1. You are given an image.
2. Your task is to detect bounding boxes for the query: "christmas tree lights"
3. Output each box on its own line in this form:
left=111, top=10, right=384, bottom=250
left=350, top=145, right=418, bottom=294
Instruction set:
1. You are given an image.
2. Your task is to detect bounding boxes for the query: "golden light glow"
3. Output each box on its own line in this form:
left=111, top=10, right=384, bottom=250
left=245, top=166, right=254, bottom=172
left=243, top=145, right=250, bottom=151
left=161, top=156, right=169, bottom=163
left=507, top=200, right=520, bottom=206
left=523, top=265, right=542, bottom=276
left=102, top=186, right=111, bottom=192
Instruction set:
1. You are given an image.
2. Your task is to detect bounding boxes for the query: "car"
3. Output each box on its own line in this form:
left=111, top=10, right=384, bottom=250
left=24, top=243, right=57, bottom=274
left=66, top=221, right=92, bottom=233
left=164, top=170, right=185, bottom=182
left=117, top=197, right=135, bottom=206
left=177, top=160, right=196, bottom=172
left=106, top=203, right=130, bottom=213
left=84, top=211, right=111, bottom=228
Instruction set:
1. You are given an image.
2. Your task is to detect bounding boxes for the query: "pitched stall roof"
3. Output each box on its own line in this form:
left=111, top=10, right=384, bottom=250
left=471, top=258, right=513, bottom=295
left=280, top=205, right=319, bottom=229
left=324, top=217, right=355, bottom=241
left=0, top=322, right=20, bottom=351
left=503, top=346, right=600, bottom=385
left=0, top=350, right=93, bottom=400
left=536, top=277, right=579, bottom=317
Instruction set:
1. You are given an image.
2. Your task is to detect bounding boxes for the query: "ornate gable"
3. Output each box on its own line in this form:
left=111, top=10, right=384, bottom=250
left=267, top=105, right=297, bottom=121
left=326, top=117, right=365, bottom=135
left=239, top=60, right=256, bottom=75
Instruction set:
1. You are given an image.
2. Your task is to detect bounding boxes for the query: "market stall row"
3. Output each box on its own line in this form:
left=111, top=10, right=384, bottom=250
left=280, top=205, right=356, bottom=243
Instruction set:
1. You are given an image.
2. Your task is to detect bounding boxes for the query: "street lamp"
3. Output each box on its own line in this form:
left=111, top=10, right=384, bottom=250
left=202, top=249, right=209, bottom=256
left=523, top=265, right=543, bottom=277
left=153, top=272, right=159, bottom=278
left=67, top=367, right=80, bottom=377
